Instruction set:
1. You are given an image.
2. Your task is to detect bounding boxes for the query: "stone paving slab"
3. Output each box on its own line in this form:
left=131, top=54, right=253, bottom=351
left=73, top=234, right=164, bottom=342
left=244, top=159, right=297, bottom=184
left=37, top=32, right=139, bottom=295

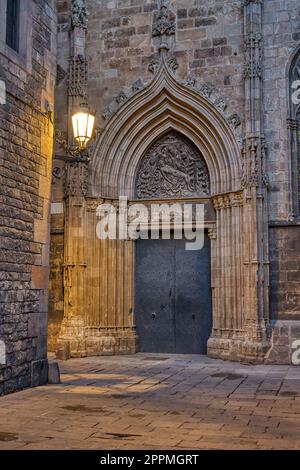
left=0, top=353, right=300, bottom=450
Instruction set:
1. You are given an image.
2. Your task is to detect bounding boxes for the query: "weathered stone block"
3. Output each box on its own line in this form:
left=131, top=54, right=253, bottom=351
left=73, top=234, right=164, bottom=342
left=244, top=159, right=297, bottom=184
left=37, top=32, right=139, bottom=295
left=48, top=362, right=61, bottom=384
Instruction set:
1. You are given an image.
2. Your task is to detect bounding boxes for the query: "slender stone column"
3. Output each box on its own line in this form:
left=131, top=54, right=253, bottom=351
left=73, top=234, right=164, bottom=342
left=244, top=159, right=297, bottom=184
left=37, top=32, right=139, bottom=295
left=56, top=1, right=89, bottom=358
left=208, top=192, right=245, bottom=360
left=57, top=161, right=89, bottom=357
left=241, top=0, right=271, bottom=360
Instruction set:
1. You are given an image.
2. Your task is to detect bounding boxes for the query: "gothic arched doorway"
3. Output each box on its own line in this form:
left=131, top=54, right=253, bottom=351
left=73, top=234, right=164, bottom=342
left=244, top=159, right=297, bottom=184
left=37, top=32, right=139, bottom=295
left=134, top=131, right=212, bottom=354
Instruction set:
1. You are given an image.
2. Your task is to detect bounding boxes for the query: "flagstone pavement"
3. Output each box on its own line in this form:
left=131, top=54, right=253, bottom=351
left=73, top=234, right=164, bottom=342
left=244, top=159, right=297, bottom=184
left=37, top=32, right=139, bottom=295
left=0, top=353, right=300, bottom=450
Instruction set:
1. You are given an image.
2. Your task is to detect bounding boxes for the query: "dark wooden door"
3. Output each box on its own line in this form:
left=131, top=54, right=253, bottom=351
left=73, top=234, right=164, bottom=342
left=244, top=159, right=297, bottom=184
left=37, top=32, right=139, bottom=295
left=134, top=234, right=212, bottom=354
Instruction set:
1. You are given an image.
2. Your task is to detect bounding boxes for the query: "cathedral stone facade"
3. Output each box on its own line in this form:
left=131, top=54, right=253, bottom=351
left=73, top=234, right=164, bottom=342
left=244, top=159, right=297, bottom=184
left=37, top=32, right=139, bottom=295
left=49, top=0, right=300, bottom=365
left=1, top=0, right=300, bottom=395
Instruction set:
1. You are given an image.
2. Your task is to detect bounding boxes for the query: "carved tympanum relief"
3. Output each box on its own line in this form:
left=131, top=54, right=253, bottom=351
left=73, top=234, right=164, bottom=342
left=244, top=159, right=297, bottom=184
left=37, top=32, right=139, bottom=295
left=135, top=132, right=210, bottom=199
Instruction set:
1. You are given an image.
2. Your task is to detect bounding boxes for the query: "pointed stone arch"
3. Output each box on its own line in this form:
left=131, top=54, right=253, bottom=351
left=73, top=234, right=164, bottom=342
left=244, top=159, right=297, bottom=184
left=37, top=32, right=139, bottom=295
left=90, top=57, right=241, bottom=198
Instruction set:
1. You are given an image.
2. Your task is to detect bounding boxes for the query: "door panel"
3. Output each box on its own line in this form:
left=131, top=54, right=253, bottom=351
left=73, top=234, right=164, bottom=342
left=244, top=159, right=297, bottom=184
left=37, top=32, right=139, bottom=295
left=174, top=236, right=212, bottom=354
left=135, top=239, right=175, bottom=353
left=134, top=234, right=211, bottom=354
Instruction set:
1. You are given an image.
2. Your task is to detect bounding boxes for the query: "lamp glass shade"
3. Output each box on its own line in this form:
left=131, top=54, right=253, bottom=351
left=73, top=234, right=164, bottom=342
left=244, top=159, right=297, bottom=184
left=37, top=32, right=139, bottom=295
left=72, top=110, right=95, bottom=149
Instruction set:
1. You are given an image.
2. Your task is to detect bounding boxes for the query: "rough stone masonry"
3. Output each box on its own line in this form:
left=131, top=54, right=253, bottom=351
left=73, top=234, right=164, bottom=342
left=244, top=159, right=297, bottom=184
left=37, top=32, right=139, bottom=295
left=0, top=0, right=57, bottom=395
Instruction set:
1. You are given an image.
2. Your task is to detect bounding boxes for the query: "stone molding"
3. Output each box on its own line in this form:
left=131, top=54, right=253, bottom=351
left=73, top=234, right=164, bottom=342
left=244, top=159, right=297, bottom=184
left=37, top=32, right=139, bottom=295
left=102, top=56, right=242, bottom=151
left=92, top=54, right=241, bottom=198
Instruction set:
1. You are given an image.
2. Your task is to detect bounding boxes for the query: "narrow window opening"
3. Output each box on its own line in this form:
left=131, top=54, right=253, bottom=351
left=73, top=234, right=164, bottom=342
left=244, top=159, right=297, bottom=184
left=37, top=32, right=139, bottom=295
left=6, top=0, right=20, bottom=52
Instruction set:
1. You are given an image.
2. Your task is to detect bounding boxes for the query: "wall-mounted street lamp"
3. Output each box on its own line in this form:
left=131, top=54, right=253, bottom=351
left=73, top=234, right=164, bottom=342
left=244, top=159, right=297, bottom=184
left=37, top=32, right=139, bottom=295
left=52, top=102, right=96, bottom=180
left=71, top=102, right=95, bottom=150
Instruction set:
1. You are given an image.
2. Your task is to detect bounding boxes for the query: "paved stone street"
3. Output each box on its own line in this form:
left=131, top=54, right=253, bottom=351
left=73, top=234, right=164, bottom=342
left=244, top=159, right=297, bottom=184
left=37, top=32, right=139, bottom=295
left=0, top=354, right=300, bottom=450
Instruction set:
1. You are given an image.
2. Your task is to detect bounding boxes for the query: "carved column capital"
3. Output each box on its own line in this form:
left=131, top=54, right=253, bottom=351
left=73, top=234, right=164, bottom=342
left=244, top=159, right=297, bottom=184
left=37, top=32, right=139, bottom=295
left=212, top=195, right=225, bottom=211
left=230, top=193, right=243, bottom=207
left=64, top=160, right=89, bottom=198
left=208, top=227, right=217, bottom=240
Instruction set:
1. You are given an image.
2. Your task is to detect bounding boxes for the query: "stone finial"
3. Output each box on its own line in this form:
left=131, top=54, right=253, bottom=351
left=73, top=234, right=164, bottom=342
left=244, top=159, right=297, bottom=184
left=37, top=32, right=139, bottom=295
left=71, top=0, right=87, bottom=29
left=152, top=4, right=176, bottom=39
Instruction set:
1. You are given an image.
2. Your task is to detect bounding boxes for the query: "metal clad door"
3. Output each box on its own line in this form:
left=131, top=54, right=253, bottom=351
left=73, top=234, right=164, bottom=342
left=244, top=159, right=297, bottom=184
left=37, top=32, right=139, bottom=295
left=135, top=239, right=175, bottom=353
left=174, top=236, right=212, bottom=354
left=135, top=234, right=211, bottom=354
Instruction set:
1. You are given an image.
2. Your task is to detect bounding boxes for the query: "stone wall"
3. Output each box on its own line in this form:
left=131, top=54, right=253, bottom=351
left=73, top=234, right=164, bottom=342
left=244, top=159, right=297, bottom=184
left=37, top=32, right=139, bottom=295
left=262, top=0, right=300, bottom=361
left=262, top=0, right=300, bottom=220
left=87, top=0, right=244, bottom=128
left=0, top=0, right=56, bottom=395
left=48, top=214, right=64, bottom=352
left=270, top=225, right=300, bottom=321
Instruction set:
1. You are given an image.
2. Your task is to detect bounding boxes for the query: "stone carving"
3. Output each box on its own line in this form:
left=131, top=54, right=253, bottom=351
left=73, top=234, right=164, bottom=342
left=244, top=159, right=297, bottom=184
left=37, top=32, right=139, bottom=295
left=208, top=227, right=217, bottom=240
left=243, top=32, right=262, bottom=79
left=182, top=76, right=196, bottom=88
left=132, top=79, right=144, bottom=93
left=227, top=113, right=241, bottom=129
left=102, top=80, right=147, bottom=121
left=71, top=0, right=87, bottom=29
left=148, top=59, right=160, bottom=74
left=64, top=160, right=89, bottom=197
left=215, top=97, right=227, bottom=112
left=213, top=193, right=243, bottom=211
left=68, top=54, right=88, bottom=98
left=178, top=78, right=241, bottom=138
left=152, top=4, right=175, bottom=39
left=198, top=83, right=213, bottom=99
left=241, top=137, right=258, bottom=188
left=136, top=131, right=210, bottom=199
left=86, top=199, right=105, bottom=211
left=116, top=90, right=128, bottom=105
left=167, top=57, right=178, bottom=73
left=103, top=105, right=113, bottom=120
left=241, top=136, right=268, bottom=189
left=244, top=137, right=258, bottom=187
